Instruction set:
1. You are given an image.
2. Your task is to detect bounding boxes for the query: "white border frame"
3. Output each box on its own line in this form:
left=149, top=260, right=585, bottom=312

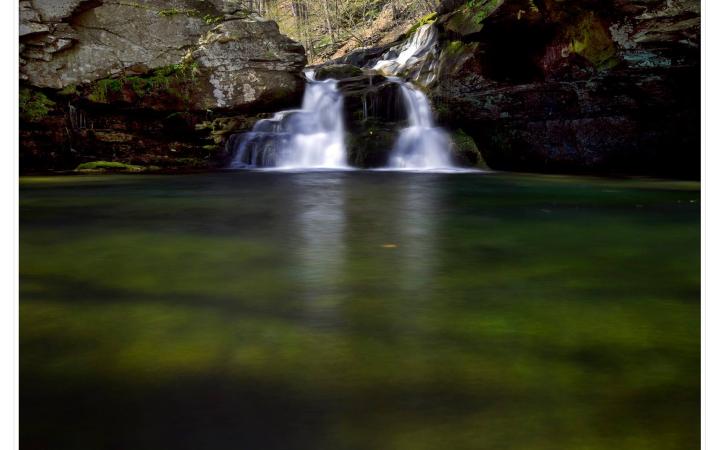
left=2, top=1, right=715, bottom=449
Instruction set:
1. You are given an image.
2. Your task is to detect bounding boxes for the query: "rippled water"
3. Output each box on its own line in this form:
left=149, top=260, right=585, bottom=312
left=20, top=171, right=700, bottom=450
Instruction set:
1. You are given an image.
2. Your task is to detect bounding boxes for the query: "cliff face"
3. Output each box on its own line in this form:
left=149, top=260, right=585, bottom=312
left=429, top=0, right=700, bottom=177
left=335, top=0, right=699, bottom=177
left=19, top=0, right=307, bottom=171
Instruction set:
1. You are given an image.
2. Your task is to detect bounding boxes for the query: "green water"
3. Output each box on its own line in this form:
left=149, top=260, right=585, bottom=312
left=20, top=171, right=700, bottom=450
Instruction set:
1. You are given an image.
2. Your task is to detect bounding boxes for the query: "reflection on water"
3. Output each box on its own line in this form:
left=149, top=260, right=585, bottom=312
left=292, top=175, right=347, bottom=324
left=19, top=172, right=700, bottom=450
left=394, top=176, right=441, bottom=295
left=292, top=174, right=441, bottom=306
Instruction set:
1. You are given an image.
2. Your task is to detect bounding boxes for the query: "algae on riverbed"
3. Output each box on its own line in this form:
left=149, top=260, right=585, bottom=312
left=20, top=171, right=699, bottom=450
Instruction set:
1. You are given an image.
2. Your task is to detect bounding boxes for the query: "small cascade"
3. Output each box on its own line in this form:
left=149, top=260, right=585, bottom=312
left=388, top=81, right=453, bottom=169
left=366, top=23, right=454, bottom=169
left=229, top=71, right=348, bottom=169
left=371, top=24, right=439, bottom=86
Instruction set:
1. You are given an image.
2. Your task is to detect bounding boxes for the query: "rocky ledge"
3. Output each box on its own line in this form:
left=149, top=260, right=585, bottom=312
left=20, top=0, right=307, bottom=171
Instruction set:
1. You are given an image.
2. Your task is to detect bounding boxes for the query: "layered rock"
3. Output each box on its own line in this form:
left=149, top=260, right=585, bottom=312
left=19, top=0, right=307, bottom=171
left=431, top=0, right=700, bottom=177
left=337, top=0, right=699, bottom=177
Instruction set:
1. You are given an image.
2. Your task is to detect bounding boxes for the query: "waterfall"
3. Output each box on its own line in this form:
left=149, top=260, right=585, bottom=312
left=369, top=23, right=454, bottom=169
left=387, top=81, right=453, bottom=169
left=372, top=24, right=438, bottom=82
left=229, top=72, right=348, bottom=169
left=229, top=23, right=456, bottom=171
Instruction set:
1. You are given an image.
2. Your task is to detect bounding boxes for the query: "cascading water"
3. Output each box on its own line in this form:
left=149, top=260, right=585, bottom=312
left=229, top=71, right=347, bottom=169
left=372, top=24, right=438, bottom=85
left=370, top=23, right=454, bottom=170
left=229, top=23, right=456, bottom=171
left=388, top=81, right=453, bottom=169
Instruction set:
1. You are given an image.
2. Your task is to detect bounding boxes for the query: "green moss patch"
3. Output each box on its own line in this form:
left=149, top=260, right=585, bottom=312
left=406, top=12, right=438, bottom=36
left=75, top=161, right=147, bottom=173
left=85, top=61, right=200, bottom=105
left=465, top=0, right=504, bottom=25
left=19, top=88, right=56, bottom=122
left=564, top=13, right=618, bottom=69
left=450, top=128, right=489, bottom=168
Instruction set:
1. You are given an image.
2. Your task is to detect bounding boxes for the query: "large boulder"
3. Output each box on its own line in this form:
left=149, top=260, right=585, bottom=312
left=19, top=0, right=307, bottom=171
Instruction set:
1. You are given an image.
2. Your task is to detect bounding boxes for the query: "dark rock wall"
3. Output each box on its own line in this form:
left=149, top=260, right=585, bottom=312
left=431, top=0, right=700, bottom=177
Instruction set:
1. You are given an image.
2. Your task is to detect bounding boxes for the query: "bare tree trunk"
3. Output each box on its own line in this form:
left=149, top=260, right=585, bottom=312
left=322, top=0, right=335, bottom=43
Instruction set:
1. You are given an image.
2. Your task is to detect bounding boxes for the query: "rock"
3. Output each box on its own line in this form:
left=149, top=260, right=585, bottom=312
left=336, top=73, right=409, bottom=167
left=74, top=161, right=147, bottom=173
left=449, top=128, right=488, bottom=168
left=428, top=0, right=700, bottom=177
left=333, top=45, right=396, bottom=68
left=314, top=64, right=364, bottom=81
left=19, top=0, right=308, bottom=172
left=189, top=18, right=306, bottom=110
left=346, top=121, right=397, bottom=168
left=31, top=0, right=93, bottom=22
left=19, top=1, right=49, bottom=36
left=21, top=1, right=215, bottom=89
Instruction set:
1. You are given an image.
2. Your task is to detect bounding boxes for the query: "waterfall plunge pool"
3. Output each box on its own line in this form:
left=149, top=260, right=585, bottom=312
left=20, top=170, right=699, bottom=450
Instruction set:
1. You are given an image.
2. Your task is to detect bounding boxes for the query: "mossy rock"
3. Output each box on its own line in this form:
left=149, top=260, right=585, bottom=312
left=314, top=64, right=364, bottom=81
left=75, top=161, right=147, bottom=173
left=439, top=41, right=479, bottom=75
left=563, top=13, right=618, bottom=69
left=84, top=63, right=199, bottom=105
left=346, top=120, right=397, bottom=168
left=450, top=129, right=489, bottom=169
left=441, top=0, right=504, bottom=36
left=19, top=88, right=55, bottom=122
left=406, top=12, right=438, bottom=36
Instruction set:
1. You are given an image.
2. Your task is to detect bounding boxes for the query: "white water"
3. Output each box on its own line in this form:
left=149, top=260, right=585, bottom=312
left=387, top=82, right=454, bottom=169
left=229, top=72, right=348, bottom=169
left=372, top=24, right=438, bottom=80
left=369, top=24, right=454, bottom=169
left=229, top=22, right=455, bottom=171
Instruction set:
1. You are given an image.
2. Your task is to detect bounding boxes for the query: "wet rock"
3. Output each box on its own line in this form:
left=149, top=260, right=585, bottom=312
left=449, top=128, right=488, bottom=168
left=314, top=64, right=364, bottom=81
left=346, top=121, right=397, bottom=168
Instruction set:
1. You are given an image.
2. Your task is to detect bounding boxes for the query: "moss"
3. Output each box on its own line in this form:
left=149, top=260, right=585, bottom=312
left=88, top=78, right=123, bottom=103
left=19, top=88, right=55, bottom=122
left=58, top=84, right=77, bottom=96
left=87, top=61, right=199, bottom=103
left=564, top=13, right=618, bottom=69
left=75, top=161, right=146, bottom=172
left=202, top=14, right=223, bottom=25
left=451, top=128, right=488, bottom=169
left=445, top=40, right=465, bottom=56
left=445, top=0, right=503, bottom=36
left=465, top=0, right=504, bottom=25
left=406, top=12, right=438, bottom=36
left=157, top=8, right=200, bottom=18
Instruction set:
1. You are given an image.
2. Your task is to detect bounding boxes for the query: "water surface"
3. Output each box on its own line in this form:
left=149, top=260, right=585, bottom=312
left=20, top=171, right=700, bottom=450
